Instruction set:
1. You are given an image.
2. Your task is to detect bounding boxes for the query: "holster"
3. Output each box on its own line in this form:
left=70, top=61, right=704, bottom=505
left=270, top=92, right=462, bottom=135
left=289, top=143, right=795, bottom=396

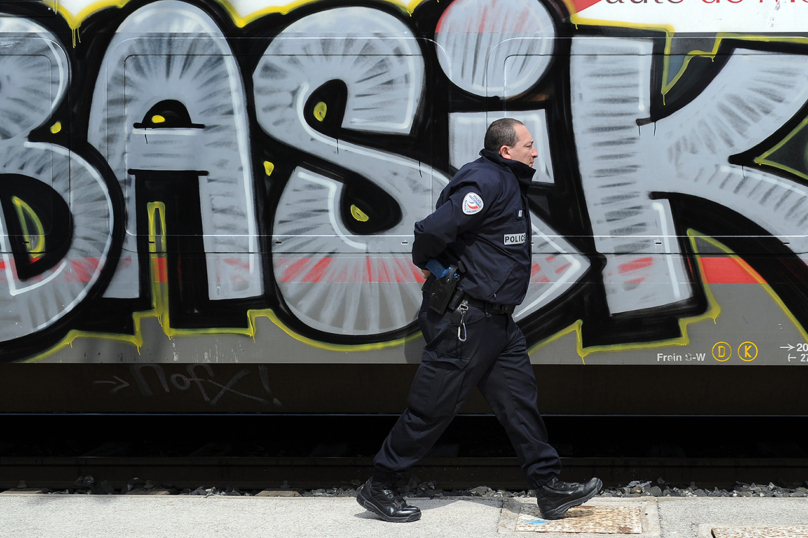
left=428, top=265, right=459, bottom=314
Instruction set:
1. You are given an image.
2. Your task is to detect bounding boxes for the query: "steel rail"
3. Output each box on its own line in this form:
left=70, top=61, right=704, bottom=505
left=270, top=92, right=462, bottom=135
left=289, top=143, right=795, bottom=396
left=3, top=456, right=808, bottom=490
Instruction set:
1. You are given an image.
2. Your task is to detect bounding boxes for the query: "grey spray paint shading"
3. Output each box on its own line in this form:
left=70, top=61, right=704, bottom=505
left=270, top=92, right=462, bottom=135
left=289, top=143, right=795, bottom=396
left=88, top=1, right=262, bottom=301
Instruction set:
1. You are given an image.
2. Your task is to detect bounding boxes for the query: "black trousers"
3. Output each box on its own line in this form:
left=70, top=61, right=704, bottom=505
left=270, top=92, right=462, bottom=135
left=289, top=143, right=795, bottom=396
left=373, top=292, right=561, bottom=489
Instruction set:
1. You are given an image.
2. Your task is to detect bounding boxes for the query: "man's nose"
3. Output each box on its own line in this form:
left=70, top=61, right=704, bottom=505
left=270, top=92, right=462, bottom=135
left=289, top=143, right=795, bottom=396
left=531, top=147, right=538, bottom=158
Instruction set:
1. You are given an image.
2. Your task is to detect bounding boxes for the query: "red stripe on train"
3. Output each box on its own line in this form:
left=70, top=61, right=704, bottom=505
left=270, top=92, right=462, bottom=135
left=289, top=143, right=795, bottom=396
left=0, top=256, right=768, bottom=285
left=618, top=257, right=653, bottom=274
left=700, top=257, right=762, bottom=284
left=275, top=257, right=427, bottom=283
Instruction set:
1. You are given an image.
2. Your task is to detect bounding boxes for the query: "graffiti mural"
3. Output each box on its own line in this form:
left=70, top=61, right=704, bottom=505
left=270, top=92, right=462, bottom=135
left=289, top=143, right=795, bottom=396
left=0, top=15, right=119, bottom=353
left=0, top=0, right=806, bottom=365
left=88, top=1, right=262, bottom=305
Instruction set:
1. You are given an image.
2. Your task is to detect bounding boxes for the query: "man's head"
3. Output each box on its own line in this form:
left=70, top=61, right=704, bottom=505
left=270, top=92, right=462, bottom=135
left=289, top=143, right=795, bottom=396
left=484, top=118, right=538, bottom=168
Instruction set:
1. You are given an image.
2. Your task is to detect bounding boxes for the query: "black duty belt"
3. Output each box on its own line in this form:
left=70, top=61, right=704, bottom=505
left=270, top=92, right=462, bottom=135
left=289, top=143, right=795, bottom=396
left=462, top=296, right=516, bottom=315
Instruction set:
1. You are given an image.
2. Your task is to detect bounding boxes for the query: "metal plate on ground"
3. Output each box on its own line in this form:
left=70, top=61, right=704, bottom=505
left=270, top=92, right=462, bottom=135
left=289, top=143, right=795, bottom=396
left=500, top=499, right=660, bottom=537
left=702, top=525, right=808, bottom=538
left=516, top=504, right=642, bottom=533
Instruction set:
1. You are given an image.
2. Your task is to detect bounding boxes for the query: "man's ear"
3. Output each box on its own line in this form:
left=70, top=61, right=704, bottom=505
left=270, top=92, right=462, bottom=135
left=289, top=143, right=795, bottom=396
left=499, top=145, right=512, bottom=160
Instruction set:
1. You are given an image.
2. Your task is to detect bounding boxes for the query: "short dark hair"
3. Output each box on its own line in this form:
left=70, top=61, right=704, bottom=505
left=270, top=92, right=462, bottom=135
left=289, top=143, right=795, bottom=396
left=484, top=118, right=524, bottom=152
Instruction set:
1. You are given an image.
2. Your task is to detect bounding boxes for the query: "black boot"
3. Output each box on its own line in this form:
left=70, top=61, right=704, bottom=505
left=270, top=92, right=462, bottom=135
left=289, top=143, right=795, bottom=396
left=356, top=477, right=421, bottom=523
left=535, top=476, right=602, bottom=520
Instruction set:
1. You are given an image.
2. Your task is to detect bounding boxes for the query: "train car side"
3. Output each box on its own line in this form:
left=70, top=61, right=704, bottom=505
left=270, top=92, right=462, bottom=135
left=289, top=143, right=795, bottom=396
left=1, top=0, right=808, bottom=413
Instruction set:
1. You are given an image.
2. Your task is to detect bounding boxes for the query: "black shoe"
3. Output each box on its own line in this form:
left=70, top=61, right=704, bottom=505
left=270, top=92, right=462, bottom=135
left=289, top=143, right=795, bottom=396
left=356, top=479, right=421, bottom=523
left=535, top=476, right=602, bottom=520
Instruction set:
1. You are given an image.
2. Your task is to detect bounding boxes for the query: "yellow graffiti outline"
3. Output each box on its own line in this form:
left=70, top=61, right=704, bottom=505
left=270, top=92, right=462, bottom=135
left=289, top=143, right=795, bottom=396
left=44, top=0, right=130, bottom=29
left=563, top=0, right=677, bottom=98
left=45, top=0, right=808, bottom=98
left=46, top=0, right=431, bottom=37
left=528, top=229, right=808, bottom=364
left=754, top=115, right=808, bottom=182
left=26, top=222, right=808, bottom=363
left=44, top=0, right=131, bottom=46
left=564, top=2, right=808, bottom=101
left=660, top=34, right=808, bottom=101
left=12, top=196, right=46, bottom=260
left=26, top=201, right=419, bottom=362
left=694, top=232, right=808, bottom=343
left=214, top=0, right=429, bottom=26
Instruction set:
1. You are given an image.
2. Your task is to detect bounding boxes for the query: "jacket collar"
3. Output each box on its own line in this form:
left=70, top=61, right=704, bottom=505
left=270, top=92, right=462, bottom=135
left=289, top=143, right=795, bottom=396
left=479, top=149, right=535, bottom=187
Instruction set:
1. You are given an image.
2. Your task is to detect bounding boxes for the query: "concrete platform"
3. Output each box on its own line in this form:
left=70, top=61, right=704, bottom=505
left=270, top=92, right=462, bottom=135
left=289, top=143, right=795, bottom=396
left=1, top=494, right=808, bottom=538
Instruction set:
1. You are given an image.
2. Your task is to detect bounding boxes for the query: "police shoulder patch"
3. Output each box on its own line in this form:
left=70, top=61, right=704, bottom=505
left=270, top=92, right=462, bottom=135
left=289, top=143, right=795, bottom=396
left=462, top=192, right=484, bottom=215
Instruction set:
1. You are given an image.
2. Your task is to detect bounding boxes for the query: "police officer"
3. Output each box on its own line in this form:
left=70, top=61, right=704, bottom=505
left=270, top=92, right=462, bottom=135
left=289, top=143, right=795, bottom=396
left=356, top=119, right=601, bottom=522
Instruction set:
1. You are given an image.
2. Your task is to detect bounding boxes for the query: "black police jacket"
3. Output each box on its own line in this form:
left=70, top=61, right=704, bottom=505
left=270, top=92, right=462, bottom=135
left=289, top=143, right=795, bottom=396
left=412, top=149, right=534, bottom=306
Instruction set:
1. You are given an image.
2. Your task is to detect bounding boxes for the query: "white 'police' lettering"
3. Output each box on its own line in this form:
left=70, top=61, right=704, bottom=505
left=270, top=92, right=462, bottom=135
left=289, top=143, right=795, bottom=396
left=462, top=192, right=484, bottom=215
left=504, top=233, right=526, bottom=245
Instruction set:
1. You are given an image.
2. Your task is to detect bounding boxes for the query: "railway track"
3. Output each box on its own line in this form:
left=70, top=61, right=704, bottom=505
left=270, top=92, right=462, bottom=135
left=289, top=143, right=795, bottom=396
left=3, top=454, right=808, bottom=491
left=3, top=415, right=807, bottom=491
